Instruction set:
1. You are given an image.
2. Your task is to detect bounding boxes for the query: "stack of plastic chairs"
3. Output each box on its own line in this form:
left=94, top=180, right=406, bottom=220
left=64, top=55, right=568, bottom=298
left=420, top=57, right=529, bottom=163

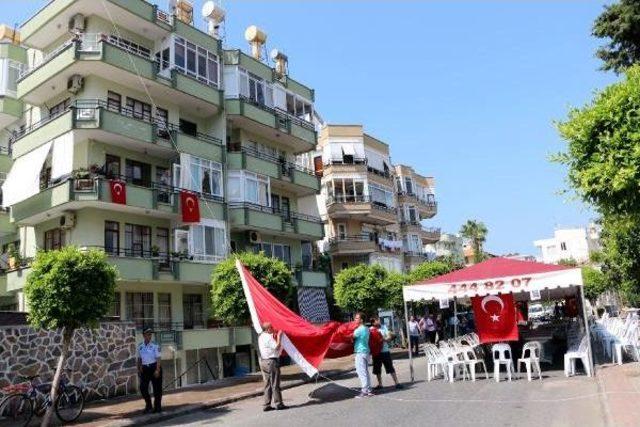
left=564, top=335, right=591, bottom=377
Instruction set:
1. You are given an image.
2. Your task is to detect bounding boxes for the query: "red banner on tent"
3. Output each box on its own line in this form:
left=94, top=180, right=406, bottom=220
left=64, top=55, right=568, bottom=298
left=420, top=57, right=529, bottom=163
left=180, top=191, right=200, bottom=223
left=471, top=293, right=519, bottom=344
left=109, top=180, right=126, bottom=205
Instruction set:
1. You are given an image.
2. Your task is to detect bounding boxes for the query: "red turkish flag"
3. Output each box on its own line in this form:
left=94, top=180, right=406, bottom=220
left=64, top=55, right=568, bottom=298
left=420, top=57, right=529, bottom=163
left=471, top=294, right=519, bottom=344
left=180, top=190, right=200, bottom=223
left=109, top=180, right=126, bottom=205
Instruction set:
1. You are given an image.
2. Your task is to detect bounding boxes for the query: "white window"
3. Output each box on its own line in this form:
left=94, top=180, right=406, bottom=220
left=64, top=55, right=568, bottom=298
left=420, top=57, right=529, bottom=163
left=285, top=91, right=313, bottom=122
left=0, top=59, right=23, bottom=97
left=173, top=36, right=219, bottom=87
left=253, top=242, right=291, bottom=266
left=337, top=224, right=347, bottom=240
left=107, top=35, right=151, bottom=58
left=330, top=178, right=366, bottom=202
left=369, top=183, right=395, bottom=207
left=179, top=154, right=223, bottom=198
left=227, top=170, right=270, bottom=206
left=237, top=68, right=274, bottom=108
left=189, top=219, right=226, bottom=263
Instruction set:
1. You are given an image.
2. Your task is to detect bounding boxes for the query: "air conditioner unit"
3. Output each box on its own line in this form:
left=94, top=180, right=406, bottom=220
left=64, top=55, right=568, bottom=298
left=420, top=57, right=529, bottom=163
left=59, top=212, right=76, bottom=229
left=68, top=13, right=86, bottom=32
left=248, top=230, right=261, bottom=244
left=67, top=75, right=84, bottom=94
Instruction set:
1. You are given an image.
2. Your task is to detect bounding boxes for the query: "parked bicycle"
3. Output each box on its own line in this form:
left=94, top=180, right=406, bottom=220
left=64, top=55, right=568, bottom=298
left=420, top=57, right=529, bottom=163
left=0, top=372, right=85, bottom=426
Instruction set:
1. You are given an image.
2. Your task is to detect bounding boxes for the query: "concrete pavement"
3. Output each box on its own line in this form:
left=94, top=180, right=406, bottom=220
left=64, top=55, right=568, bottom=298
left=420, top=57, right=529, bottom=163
left=150, top=356, right=640, bottom=427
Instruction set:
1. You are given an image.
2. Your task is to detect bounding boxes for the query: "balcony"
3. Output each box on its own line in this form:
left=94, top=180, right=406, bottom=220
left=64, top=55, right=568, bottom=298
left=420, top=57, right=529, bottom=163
left=404, top=251, right=431, bottom=267
left=421, top=227, right=441, bottom=244
left=397, top=191, right=437, bottom=219
left=9, top=99, right=224, bottom=161
left=228, top=202, right=323, bottom=240
left=227, top=146, right=320, bottom=196
left=21, top=0, right=173, bottom=49
left=0, top=96, right=23, bottom=128
left=320, top=158, right=367, bottom=177
left=329, top=236, right=378, bottom=256
left=17, top=36, right=221, bottom=114
left=10, top=176, right=224, bottom=225
left=225, top=97, right=316, bottom=154
left=325, top=195, right=397, bottom=225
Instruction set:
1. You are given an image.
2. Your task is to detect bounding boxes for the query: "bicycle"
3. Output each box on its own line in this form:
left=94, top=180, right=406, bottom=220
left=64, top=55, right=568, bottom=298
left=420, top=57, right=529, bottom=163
left=0, top=372, right=85, bottom=426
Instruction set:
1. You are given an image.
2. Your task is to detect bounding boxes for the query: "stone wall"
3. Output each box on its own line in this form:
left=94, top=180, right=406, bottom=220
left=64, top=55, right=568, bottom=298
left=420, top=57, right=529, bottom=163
left=0, top=322, right=138, bottom=400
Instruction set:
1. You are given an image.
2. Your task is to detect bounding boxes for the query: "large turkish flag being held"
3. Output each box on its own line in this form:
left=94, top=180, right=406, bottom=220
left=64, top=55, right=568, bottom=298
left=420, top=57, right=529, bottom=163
left=471, top=293, right=519, bottom=344
left=109, top=180, right=126, bottom=205
left=180, top=190, right=200, bottom=223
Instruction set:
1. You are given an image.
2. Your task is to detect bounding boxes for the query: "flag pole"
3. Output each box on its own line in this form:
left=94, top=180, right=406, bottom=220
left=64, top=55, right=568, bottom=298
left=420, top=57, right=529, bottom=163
left=404, top=298, right=414, bottom=382
left=579, top=284, right=596, bottom=376
left=454, top=297, right=458, bottom=338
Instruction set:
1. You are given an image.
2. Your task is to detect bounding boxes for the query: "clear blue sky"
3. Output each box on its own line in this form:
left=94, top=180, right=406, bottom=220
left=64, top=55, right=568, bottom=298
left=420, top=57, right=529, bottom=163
left=7, top=1, right=617, bottom=256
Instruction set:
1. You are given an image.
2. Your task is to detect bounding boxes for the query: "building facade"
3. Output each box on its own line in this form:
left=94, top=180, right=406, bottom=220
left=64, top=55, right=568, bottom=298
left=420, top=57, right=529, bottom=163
left=306, top=124, right=439, bottom=275
left=425, top=232, right=464, bottom=263
left=0, top=0, right=326, bottom=386
left=533, top=224, right=601, bottom=265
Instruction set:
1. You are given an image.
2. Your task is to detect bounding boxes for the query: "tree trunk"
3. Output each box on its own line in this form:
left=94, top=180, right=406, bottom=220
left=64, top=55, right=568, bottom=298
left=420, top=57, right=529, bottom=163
left=40, top=328, right=73, bottom=427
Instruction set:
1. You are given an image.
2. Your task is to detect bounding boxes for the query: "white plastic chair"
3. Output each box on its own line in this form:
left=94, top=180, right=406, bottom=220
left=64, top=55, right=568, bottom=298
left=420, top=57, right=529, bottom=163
left=461, top=346, right=489, bottom=381
left=517, top=341, right=542, bottom=381
left=564, top=336, right=592, bottom=377
left=492, top=343, right=515, bottom=382
left=439, top=345, right=468, bottom=382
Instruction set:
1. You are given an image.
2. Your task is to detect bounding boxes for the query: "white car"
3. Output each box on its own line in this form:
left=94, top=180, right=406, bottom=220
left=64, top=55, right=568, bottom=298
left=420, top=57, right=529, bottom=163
left=528, top=304, right=546, bottom=320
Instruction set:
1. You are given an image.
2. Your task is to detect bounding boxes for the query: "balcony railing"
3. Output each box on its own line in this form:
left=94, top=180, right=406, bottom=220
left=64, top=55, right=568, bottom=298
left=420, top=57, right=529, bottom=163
left=229, top=95, right=315, bottom=131
left=324, top=157, right=367, bottom=167
left=397, top=190, right=437, bottom=207
left=228, top=201, right=322, bottom=223
left=227, top=145, right=315, bottom=176
left=10, top=98, right=223, bottom=146
left=367, top=166, right=392, bottom=179
left=325, top=195, right=397, bottom=214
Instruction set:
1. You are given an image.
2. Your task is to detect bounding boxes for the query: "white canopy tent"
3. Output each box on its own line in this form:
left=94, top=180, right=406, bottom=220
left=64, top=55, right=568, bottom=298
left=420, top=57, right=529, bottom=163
left=401, top=257, right=593, bottom=381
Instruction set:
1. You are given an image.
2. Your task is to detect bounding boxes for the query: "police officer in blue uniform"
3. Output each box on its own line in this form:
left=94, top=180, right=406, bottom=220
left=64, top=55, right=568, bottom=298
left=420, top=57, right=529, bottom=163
left=137, top=328, right=162, bottom=413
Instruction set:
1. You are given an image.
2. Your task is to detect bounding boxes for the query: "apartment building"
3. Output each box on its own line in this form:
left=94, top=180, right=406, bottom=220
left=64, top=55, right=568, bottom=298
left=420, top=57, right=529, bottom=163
left=0, top=0, right=325, bottom=386
left=425, top=232, right=464, bottom=263
left=309, top=124, right=439, bottom=275
left=394, top=164, right=439, bottom=271
left=534, top=223, right=601, bottom=265
left=0, top=26, right=25, bottom=310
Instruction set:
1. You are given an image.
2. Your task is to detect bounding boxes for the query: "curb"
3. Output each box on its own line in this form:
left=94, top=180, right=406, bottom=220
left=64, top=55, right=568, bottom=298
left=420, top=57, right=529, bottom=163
left=102, top=368, right=356, bottom=427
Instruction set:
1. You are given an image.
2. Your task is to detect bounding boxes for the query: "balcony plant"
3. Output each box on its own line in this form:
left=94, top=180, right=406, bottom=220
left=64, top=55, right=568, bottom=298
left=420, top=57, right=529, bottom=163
left=150, top=245, right=161, bottom=258
left=73, top=168, right=94, bottom=190
left=7, top=243, right=21, bottom=270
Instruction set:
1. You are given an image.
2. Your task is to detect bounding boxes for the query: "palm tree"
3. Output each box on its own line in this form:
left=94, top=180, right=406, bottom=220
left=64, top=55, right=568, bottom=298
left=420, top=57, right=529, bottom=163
left=460, top=220, right=488, bottom=263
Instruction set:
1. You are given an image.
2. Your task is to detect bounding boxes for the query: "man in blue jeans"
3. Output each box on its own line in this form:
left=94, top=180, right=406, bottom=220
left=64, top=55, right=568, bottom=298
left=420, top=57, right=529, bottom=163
left=353, top=312, right=373, bottom=398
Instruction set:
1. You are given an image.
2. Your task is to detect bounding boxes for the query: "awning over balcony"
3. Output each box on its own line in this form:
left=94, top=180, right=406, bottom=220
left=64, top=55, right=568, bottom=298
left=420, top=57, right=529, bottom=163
left=2, top=140, right=52, bottom=207
left=51, top=133, right=73, bottom=180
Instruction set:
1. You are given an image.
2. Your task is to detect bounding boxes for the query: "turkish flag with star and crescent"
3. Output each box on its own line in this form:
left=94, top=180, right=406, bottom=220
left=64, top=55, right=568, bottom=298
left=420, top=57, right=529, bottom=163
left=471, top=294, right=519, bottom=344
left=109, top=180, right=127, bottom=205
left=180, top=190, right=200, bottom=223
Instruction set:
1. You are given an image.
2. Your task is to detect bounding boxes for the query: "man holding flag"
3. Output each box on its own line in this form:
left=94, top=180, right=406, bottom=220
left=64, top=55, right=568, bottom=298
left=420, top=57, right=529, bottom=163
left=258, top=322, right=287, bottom=411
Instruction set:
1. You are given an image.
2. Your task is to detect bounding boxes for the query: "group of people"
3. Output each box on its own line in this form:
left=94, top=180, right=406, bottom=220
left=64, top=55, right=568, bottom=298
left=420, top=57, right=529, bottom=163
left=407, top=312, right=475, bottom=355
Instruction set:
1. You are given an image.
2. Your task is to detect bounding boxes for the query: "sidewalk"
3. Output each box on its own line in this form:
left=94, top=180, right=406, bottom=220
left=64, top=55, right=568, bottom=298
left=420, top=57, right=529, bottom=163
left=595, top=362, right=640, bottom=427
left=72, top=355, right=358, bottom=427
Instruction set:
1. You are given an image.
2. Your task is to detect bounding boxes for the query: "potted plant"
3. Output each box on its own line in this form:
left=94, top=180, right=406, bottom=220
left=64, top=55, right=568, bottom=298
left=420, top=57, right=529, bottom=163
left=74, top=168, right=94, bottom=190
left=150, top=245, right=160, bottom=258
left=8, top=244, right=21, bottom=270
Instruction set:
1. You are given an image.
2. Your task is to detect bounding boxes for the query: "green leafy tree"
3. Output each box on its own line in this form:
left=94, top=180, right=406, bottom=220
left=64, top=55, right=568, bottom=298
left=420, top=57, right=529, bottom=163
left=582, top=266, right=609, bottom=304
left=25, top=247, right=117, bottom=427
left=555, top=66, right=640, bottom=217
left=380, top=271, right=409, bottom=315
left=593, top=0, right=640, bottom=73
left=333, top=264, right=388, bottom=317
left=211, top=252, right=293, bottom=325
left=460, top=220, right=488, bottom=263
left=408, top=260, right=461, bottom=284
left=599, top=216, right=640, bottom=305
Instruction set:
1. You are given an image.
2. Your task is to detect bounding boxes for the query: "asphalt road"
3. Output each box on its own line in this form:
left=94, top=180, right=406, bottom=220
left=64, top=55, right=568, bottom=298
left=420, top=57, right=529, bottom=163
left=152, top=357, right=609, bottom=427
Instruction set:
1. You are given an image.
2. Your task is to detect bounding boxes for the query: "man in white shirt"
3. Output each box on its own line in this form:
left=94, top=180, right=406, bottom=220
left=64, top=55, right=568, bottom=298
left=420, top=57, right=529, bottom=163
left=258, top=322, right=286, bottom=411
left=137, top=328, right=162, bottom=413
left=408, top=316, right=421, bottom=356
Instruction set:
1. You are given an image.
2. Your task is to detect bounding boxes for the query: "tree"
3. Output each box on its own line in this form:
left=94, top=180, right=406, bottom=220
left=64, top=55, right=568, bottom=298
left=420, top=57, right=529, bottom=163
left=460, top=220, right=488, bottom=263
left=407, top=260, right=462, bottom=284
left=593, top=0, right=640, bottom=74
left=582, top=266, right=609, bottom=304
left=211, top=252, right=293, bottom=325
left=25, top=247, right=117, bottom=427
left=555, top=66, right=640, bottom=217
left=333, top=264, right=388, bottom=317
left=598, top=216, right=640, bottom=305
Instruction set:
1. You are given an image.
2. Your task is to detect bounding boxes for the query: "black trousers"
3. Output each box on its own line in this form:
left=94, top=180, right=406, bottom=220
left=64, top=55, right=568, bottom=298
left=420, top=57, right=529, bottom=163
left=410, top=335, right=420, bottom=356
left=140, top=363, right=162, bottom=411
